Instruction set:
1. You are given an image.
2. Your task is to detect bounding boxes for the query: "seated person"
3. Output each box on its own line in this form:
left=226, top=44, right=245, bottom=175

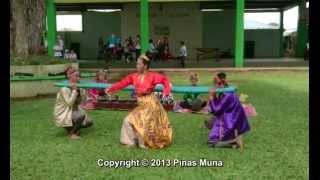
left=206, top=72, right=250, bottom=150
left=163, top=46, right=175, bottom=60
left=53, top=68, right=93, bottom=140
left=148, top=39, right=158, bottom=61
left=53, top=43, right=63, bottom=58
left=239, top=93, right=257, bottom=117
left=80, top=70, right=108, bottom=110
left=174, top=73, right=207, bottom=113
left=124, top=38, right=135, bottom=63
left=64, top=49, right=70, bottom=59
left=115, top=43, right=123, bottom=60
left=69, top=50, right=78, bottom=61
left=157, top=38, right=165, bottom=61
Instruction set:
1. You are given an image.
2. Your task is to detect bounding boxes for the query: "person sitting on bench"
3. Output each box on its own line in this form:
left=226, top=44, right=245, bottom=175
left=174, top=73, right=207, bottom=113
left=80, top=70, right=108, bottom=110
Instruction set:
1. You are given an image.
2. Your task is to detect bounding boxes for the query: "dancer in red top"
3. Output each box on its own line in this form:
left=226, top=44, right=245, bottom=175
left=105, top=55, right=173, bottom=149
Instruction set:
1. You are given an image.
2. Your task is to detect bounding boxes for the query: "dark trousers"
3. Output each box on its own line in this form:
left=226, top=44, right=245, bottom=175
left=180, top=101, right=192, bottom=109
left=180, top=100, right=207, bottom=111
left=178, top=56, right=186, bottom=67
left=124, top=52, right=133, bottom=62
left=136, top=49, right=141, bottom=60
left=304, top=48, right=309, bottom=61
left=66, top=110, right=93, bottom=135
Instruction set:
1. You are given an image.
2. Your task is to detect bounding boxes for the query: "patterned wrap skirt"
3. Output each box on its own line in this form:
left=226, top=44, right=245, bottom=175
left=120, top=93, right=173, bottom=149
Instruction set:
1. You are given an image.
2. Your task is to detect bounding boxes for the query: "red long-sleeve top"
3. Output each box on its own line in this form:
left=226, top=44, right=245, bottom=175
left=105, top=71, right=171, bottom=96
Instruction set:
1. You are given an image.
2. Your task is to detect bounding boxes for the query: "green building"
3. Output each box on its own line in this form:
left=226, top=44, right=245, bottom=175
left=46, top=0, right=309, bottom=67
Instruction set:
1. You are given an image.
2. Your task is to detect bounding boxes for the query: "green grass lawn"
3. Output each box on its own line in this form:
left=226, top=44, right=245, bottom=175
left=10, top=71, right=309, bottom=179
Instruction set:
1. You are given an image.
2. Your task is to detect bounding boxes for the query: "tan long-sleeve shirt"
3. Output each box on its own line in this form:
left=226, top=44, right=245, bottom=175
left=53, top=87, right=86, bottom=127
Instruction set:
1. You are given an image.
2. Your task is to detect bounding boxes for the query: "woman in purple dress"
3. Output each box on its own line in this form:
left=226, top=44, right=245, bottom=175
left=207, top=72, right=250, bottom=150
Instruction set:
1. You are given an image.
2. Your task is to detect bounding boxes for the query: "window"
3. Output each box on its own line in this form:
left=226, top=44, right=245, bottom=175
left=245, top=12, right=280, bottom=29
left=56, top=14, right=83, bottom=32
left=284, top=6, right=298, bottom=31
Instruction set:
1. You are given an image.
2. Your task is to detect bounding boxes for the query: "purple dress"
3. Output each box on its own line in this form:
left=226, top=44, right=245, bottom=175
left=208, top=93, right=250, bottom=144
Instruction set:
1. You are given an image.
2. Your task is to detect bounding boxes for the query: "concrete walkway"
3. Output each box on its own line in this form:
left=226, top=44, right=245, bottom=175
left=81, top=67, right=308, bottom=72
left=79, top=58, right=309, bottom=69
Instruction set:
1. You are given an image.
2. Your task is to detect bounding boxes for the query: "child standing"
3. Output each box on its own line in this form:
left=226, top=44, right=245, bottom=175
left=177, top=41, right=187, bottom=68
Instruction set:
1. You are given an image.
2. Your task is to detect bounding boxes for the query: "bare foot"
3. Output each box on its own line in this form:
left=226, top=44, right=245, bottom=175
left=70, top=134, right=80, bottom=140
left=235, top=136, right=244, bottom=151
left=231, top=142, right=239, bottom=149
left=121, top=144, right=136, bottom=148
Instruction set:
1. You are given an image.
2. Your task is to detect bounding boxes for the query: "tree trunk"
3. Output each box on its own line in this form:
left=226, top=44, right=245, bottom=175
left=10, top=2, right=14, bottom=55
left=10, top=0, right=46, bottom=57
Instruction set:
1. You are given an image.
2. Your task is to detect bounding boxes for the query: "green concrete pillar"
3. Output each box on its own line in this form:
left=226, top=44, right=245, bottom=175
left=295, top=0, right=307, bottom=57
left=234, top=0, right=245, bottom=67
left=140, top=0, right=149, bottom=54
left=46, top=0, right=57, bottom=57
left=279, top=10, right=284, bottom=57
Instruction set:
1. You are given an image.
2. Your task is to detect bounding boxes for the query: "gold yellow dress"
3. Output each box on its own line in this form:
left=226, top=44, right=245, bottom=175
left=106, top=71, right=173, bottom=149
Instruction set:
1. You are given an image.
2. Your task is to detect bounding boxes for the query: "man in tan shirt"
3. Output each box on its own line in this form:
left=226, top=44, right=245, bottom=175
left=53, top=68, right=93, bottom=139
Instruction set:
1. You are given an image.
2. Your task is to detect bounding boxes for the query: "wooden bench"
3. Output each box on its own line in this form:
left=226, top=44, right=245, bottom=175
left=196, top=48, right=228, bottom=62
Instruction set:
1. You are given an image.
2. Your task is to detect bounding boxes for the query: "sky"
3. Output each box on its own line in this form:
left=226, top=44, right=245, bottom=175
left=57, top=14, right=83, bottom=31
left=245, top=12, right=280, bottom=29
left=245, top=6, right=299, bottom=30
left=56, top=5, right=302, bottom=32
left=283, top=6, right=299, bottom=30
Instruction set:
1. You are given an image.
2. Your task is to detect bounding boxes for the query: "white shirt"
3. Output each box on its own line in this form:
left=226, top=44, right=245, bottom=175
left=179, top=45, right=187, bottom=57
left=54, top=45, right=63, bottom=57
left=54, top=45, right=63, bottom=51
left=109, top=43, right=115, bottom=48
left=69, top=53, right=77, bottom=60
left=135, top=39, right=141, bottom=49
left=58, top=39, right=64, bottom=49
left=149, top=43, right=156, bottom=53
left=64, top=53, right=70, bottom=59
left=53, top=88, right=89, bottom=127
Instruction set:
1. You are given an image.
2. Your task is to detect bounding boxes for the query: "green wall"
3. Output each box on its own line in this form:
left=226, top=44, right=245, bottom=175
left=202, top=10, right=236, bottom=53
left=59, top=11, right=121, bottom=59
left=202, top=10, right=281, bottom=58
left=59, top=9, right=282, bottom=59
left=245, top=29, right=281, bottom=58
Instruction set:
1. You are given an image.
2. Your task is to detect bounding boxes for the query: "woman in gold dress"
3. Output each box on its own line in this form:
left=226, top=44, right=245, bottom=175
left=105, top=55, right=173, bottom=149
